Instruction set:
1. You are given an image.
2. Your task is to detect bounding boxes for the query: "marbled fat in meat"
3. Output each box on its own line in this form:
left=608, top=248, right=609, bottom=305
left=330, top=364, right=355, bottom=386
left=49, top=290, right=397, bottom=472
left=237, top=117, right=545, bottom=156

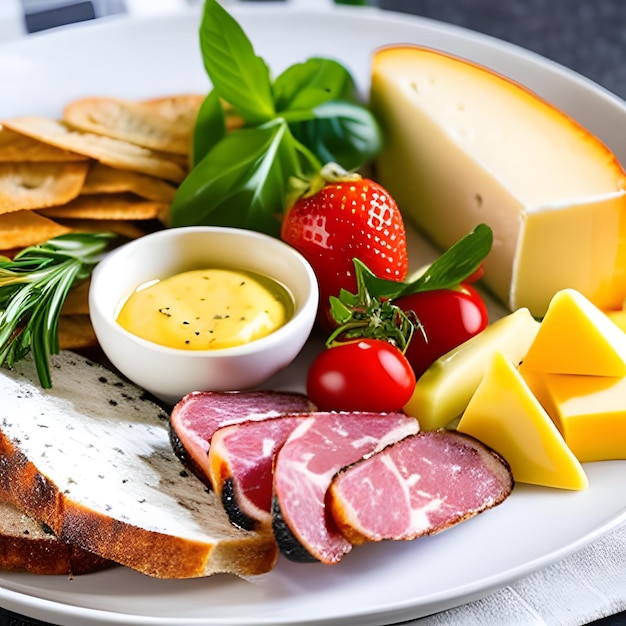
left=169, top=390, right=314, bottom=487
left=272, top=412, right=419, bottom=564
left=328, top=430, right=513, bottom=544
left=209, top=415, right=308, bottom=529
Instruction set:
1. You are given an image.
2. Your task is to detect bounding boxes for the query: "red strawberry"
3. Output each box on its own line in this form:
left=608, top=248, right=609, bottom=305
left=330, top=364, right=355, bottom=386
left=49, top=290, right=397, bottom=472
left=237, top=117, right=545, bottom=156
left=280, top=168, right=408, bottom=327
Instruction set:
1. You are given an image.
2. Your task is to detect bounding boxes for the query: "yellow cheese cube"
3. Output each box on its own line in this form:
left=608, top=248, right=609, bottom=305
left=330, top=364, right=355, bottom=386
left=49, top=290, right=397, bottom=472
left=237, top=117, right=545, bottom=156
left=370, top=46, right=626, bottom=317
left=606, top=309, right=626, bottom=334
left=457, top=352, right=588, bottom=490
left=520, top=289, right=626, bottom=376
left=404, top=308, right=540, bottom=430
left=522, top=371, right=626, bottom=463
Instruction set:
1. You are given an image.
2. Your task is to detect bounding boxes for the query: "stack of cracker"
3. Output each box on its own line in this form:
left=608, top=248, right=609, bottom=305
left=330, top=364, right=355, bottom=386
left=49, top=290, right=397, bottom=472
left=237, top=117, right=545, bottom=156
left=0, top=93, right=204, bottom=351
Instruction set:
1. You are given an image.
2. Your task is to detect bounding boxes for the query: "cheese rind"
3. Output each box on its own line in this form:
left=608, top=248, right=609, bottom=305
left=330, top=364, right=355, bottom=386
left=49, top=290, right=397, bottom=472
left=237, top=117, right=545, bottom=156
left=404, top=307, right=539, bottom=430
left=370, top=45, right=626, bottom=317
left=457, top=352, right=588, bottom=490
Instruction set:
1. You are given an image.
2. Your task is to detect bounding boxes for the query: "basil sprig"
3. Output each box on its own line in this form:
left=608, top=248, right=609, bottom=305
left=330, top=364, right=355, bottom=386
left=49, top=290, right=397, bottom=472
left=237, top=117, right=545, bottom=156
left=326, top=224, right=493, bottom=348
left=357, top=223, right=494, bottom=300
left=168, top=0, right=382, bottom=236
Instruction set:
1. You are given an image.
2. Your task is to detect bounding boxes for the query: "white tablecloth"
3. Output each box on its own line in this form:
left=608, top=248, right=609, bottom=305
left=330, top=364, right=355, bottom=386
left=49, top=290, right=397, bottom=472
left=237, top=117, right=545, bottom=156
left=405, top=522, right=626, bottom=625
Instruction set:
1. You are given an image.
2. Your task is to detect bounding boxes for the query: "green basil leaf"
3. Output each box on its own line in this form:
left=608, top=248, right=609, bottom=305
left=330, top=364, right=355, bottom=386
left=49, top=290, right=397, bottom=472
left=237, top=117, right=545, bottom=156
left=398, top=223, right=493, bottom=295
left=192, top=89, right=228, bottom=167
left=169, top=121, right=317, bottom=236
left=199, top=0, right=274, bottom=125
left=289, top=100, right=383, bottom=171
left=355, top=224, right=493, bottom=300
left=273, top=57, right=358, bottom=113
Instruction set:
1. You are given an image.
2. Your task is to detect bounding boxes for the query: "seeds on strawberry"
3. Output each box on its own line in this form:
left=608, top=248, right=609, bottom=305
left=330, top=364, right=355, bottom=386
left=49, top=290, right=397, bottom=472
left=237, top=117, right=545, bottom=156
left=281, top=171, right=408, bottom=327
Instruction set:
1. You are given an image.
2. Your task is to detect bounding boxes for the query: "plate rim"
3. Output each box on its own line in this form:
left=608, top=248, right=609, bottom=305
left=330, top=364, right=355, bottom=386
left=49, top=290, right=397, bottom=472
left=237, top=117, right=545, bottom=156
left=0, top=5, right=625, bottom=626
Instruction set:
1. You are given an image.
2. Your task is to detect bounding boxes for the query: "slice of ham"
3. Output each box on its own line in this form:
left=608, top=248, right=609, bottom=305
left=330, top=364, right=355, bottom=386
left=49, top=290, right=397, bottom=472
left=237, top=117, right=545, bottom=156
left=208, top=415, right=307, bottom=531
left=272, top=412, right=419, bottom=564
left=169, top=390, right=314, bottom=487
left=328, top=430, right=513, bottom=544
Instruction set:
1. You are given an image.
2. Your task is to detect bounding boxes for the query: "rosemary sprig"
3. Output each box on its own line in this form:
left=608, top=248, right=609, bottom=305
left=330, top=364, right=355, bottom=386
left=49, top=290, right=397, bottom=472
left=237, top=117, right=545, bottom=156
left=0, top=232, right=117, bottom=388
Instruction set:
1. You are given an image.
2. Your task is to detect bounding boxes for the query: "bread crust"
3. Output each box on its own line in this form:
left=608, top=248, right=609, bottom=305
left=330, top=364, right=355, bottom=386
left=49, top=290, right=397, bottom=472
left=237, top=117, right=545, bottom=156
left=0, top=352, right=278, bottom=578
left=0, top=500, right=114, bottom=575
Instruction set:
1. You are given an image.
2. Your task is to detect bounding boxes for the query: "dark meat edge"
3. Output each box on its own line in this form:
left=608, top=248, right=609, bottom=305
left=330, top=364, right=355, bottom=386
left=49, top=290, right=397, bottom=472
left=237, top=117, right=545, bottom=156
left=168, top=391, right=315, bottom=491
left=271, top=497, right=318, bottom=563
left=168, top=425, right=212, bottom=489
left=221, top=477, right=258, bottom=532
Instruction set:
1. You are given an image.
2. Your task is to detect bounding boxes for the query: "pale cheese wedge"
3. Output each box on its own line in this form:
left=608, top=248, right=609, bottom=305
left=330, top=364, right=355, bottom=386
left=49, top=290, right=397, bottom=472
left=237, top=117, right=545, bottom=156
left=520, top=288, right=626, bottom=376
left=457, top=352, right=588, bottom=490
left=404, top=307, right=540, bottom=430
left=370, top=46, right=626, bottom=317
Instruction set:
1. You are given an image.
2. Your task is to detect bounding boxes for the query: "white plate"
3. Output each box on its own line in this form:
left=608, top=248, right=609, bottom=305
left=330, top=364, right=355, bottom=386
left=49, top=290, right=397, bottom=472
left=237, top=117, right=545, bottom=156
left=1, top=4, right=625, bottom=626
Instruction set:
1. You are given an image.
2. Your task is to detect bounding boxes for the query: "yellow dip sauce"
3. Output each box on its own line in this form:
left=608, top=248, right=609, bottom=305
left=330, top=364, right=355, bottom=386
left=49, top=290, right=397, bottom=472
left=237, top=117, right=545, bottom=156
left=116, top=268, right=293, bottom=350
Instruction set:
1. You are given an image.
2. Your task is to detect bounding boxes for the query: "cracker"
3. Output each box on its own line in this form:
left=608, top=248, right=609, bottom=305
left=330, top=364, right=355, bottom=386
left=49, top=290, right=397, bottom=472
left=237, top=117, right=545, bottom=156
left=0, top=210, right=70, bottom=249
left=0, top=126, right=87, bottom=162
left=0, top=162, right=88, bottom=214
left=38, top=193, right=167, bottom=221
left=56, top=217, right=148, bottom=240
left=60, top=279, right=91, bottom=316
left=2, top=117, right=186, bottom=183
left=58, top=314, right=98, bottom=350
left=81, top=162, right=176, bottom=203
left=63, top=94, right=203, bottom=155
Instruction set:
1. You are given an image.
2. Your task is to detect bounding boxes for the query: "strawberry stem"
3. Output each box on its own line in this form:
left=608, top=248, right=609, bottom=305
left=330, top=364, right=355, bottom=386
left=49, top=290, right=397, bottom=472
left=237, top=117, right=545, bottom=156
left=301, top=162, right=362, bottom=199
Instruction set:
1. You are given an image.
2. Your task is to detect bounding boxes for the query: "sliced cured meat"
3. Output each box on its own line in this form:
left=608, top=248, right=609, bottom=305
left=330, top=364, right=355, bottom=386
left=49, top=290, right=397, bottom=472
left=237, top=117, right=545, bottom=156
left=272, top=412, right=419, bottom=564
left=169, top=390, right=314, bottom=487
left=328, top=430, right=513, bottom=544
left=209, top=415, right=307, bottom=531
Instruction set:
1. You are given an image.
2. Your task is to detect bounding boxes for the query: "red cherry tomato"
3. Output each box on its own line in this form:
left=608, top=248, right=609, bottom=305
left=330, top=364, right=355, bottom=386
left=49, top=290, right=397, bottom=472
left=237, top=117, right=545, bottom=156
left=306, top=339, right=416, bottom=413
left=396, top=284, right=488, bottom=379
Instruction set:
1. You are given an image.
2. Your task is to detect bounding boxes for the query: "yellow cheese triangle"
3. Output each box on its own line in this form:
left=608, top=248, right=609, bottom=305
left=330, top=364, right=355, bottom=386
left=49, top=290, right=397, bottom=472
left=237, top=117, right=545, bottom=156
left=457, top=352, right=588, bottom=490
left=521, top=289, right=626, bottom=376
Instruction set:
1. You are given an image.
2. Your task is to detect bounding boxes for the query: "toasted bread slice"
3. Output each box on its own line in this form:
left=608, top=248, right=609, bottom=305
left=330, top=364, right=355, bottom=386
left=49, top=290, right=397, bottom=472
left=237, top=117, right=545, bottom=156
left=0, top=351, right=278, bottom=579
left=0, top=499, right=114, bottom=575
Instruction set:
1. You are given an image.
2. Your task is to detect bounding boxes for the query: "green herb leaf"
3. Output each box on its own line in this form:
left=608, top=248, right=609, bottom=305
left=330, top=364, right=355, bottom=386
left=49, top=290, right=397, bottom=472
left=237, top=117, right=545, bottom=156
left=170, top=120, right=319, bottom=236
left=325, top=225, right=493, bottom=347
left=399, top=223, right=493, bottom=295
left=357, top=223, right=493, bottom=300
left=192, top=89, right=228, bottom=167
left=170, top=1, right=382, bottom=231
left=0, top=232, right=117, bottom=388
left=273, top=57, right=358, bottom=113
left=289, top=101, right=383, bottom=171
left=199, top=0, right=274, bottom=125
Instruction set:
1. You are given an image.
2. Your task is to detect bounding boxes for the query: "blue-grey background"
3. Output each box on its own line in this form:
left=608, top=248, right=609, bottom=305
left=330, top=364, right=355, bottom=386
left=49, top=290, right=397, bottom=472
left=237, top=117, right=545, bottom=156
left=18, top=0, right=626, bottom=101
